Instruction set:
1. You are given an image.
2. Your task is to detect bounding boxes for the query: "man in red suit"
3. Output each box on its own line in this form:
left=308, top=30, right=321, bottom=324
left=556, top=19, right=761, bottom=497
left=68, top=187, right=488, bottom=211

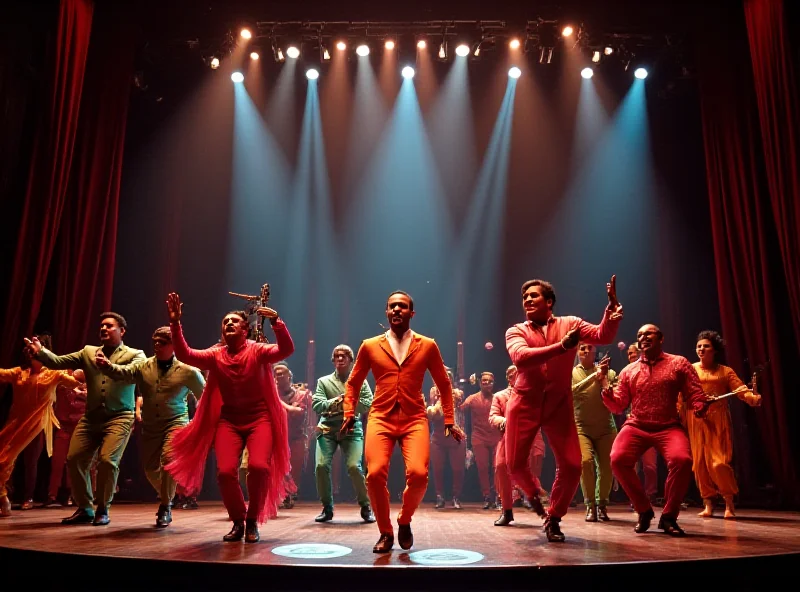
left=505, top=276, right=622, bottom=542
left=341, top=291, right=464, bottom=553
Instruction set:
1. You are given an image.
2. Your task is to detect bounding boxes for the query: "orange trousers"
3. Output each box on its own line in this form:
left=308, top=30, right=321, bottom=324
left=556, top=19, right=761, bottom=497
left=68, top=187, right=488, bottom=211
left=686, top=405, right=738, bottom=499
left=364, top=407, right=429, bottom=535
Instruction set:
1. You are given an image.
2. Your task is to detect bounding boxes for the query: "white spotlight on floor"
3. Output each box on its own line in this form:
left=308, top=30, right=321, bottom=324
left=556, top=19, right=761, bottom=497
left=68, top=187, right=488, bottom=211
left=455, top=44, right=470, bottom=57
left=356, top=44, right=370, bottom=57
left=634, top=67, right=648, bottom=79
left=508, top=66, right=521, bottom=79
left=286, top=46, right=300, bottom=59
left=581, top=67, right=594, bottom=79
left=231, top=71, right=244, bottom=83
left=402, top=66, right=415, bottom=79
left=306, top=68, right=319, bottom=80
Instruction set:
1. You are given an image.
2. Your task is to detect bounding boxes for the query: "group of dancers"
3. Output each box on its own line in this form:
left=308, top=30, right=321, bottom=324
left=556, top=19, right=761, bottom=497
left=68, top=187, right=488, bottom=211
left=0, top=275, right=761, bottom=551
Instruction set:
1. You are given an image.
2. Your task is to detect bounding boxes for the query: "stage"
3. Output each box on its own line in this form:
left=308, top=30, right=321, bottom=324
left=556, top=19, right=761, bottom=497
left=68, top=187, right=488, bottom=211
left=1, top=502, right=797, bottom=590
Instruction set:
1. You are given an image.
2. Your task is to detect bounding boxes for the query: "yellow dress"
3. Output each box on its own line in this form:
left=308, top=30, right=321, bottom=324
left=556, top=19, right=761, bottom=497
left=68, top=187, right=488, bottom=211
left=0, top=367, right=78, bottom=497
left=686, top=363, right=759, bottom=500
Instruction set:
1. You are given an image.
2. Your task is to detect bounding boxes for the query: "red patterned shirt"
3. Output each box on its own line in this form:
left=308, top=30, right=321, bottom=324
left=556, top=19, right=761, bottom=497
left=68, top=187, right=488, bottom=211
left=602, top=352, right=707, bottom=431
left=462, top=392, right=502, bottom=446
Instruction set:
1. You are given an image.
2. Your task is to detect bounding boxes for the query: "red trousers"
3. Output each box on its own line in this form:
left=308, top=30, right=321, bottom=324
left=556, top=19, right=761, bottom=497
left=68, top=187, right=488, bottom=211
left=215, top=417, right=273, bottom=522
left=505, top=392, right=581, bottom=519
left=638, top=447, right=658, bottom=496
left=48, top=427, right=76, bottom=499
left=365, top=408, right=429, bottom=535
left=497, top=430, right=544, bottom=510
left=430, top=439, right=464, bottom=498
left=611, top=424, right=692, bottom=519
left=285, top=437, right=307, bottom=495
left=472, top=439, right=498, bottom=497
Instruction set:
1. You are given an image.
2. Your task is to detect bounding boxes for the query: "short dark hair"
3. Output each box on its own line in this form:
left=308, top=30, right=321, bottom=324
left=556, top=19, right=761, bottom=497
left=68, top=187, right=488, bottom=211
left=697, top=330, right=725, bottom=362
left=387, top=290, right=414, bottom=311
left=521, top=279, right=556, bottom=306
left=100, top=312, right=127, bottom=330
left=331, top=344, right=354, bottom=362
left=273, top=361, right=291, bottom=374
left=36, top=332, right=53, bottom=351
left=223, top=310, right=248, bottom=323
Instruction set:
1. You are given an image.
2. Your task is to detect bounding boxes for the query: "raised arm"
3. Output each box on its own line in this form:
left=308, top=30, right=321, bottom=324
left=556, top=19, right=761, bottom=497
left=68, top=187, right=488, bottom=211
left=726, top=367, right=760, bottom=407
left=428, top=342, right=454, bottom=425
left=505, top=325, right=566, bottom=368
left=575, top=308, right=622, bottom=346
left=170, top=322, right=217, bottom=372
left=602, top=369, right=632, bottom=414
left=99, top=358, right=148, bottom=384
left=0, top=367, right=21, bottom=383
left=256, top=319, right=295, bottom=364
left=34, top=347, right=85, bottom=371
left=343, top=343, right=372, bottom=419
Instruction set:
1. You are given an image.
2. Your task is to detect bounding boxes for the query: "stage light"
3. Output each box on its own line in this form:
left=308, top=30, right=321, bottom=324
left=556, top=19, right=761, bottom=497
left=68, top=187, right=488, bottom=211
left=402, top=66, right=415, bottom=79
left=306, top=68, right=319, bottom=80
left=581, top=67, right=594, bottom=79
left=562, top=25, right=574, bottom=37
left=604, top=46, right=614, bottom=55
left=231, top=71, right=244, bottom=83
left=473, top=44, right=481, bottom=57
left=322, top=48, right=331, bottom=60
left=336, top=41, right=347, bottom=51
left=417, top=39, right=427, bottom=50
left=508, top=67, right=521, bottom=79
left=592, top=50, right=600, bottom=63
left=240, top=28, right=252, bottom=40
left=455, top=44, right=470, bottom=57
left=286, top=46, right=300, bottom=59
left=276, top=48, right=285, bottom=62
left=250, top=51, right=259, bottom=60
left=438, top=43, right=446, bottom=59
left=356, top=44, right=370, bottom=57
left=385, top=40, right=395, bottom=50
left=210, top=57, right=220, bottom=69
left=509, top=38, right=521, bottom=49
left=634, top=67, right=648, bottom=79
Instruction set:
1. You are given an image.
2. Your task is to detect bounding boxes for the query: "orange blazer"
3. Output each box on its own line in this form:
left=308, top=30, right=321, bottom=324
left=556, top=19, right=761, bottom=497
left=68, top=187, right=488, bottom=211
left=344, top=332, right=455, bottom=424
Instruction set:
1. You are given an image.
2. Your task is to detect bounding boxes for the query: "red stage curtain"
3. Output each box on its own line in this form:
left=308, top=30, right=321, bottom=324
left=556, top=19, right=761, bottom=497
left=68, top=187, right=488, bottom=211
left=0, top=0, right=93, bottom=365
left=697, top=0, right=799, bottom=503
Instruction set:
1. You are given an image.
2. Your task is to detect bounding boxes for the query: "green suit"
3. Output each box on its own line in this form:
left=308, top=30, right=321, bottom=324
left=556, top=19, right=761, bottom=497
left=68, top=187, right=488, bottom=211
left=101, top=356, right=205, bottom=505
left=572, top=363, right=618, bottom=508
left=312, top=371, right=372, bottom=508
left=36, top=343, right=146, bottom=512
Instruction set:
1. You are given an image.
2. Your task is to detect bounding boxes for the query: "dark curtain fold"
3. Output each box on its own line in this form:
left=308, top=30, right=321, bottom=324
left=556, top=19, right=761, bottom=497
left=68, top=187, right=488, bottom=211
left=0, top=0, right=93, bottom=365
left=697, top=0, right=799, bottom=504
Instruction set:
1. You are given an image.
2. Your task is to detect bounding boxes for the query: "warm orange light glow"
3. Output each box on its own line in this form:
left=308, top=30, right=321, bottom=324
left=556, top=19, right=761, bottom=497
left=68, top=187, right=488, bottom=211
left=562, top=25, right=574, bottom=37
left=240, top=28, right=252, bottom=40
left=250, top=52, right=259, bottom=60
left=509, top=38, right=521, bottom=49
left=417, top=40, right=427, bottom=49
left=385, top=40, right=395, bottom=50
left=336, top=41, right=346, bottom=51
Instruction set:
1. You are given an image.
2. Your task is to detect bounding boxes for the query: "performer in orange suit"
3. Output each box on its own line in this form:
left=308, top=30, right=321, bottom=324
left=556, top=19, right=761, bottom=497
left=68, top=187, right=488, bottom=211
left=342, top=291, right=464, bottom=553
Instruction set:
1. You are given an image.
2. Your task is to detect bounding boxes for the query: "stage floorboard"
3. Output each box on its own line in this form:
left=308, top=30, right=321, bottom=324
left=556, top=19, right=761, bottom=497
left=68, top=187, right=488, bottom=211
left=1, top=502, right=798, bottom=590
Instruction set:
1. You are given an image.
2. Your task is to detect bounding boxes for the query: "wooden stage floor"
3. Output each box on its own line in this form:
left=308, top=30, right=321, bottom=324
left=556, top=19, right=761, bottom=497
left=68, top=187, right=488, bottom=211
left=1, top=501, right=798, bottom=590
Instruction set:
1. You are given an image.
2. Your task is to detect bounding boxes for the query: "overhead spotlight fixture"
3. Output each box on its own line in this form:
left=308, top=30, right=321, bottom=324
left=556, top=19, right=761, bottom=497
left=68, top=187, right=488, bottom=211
left=509, top=38, right=521, bottom=49
left=210, top=57, right=220, bottom=69
left=592, top=50, right=600, bottom=63
left=473, top=42, right=481, bottom=57
left=417, top=39, right=427, bottom=50
left=508, top=67, right=521, bottom=79
left=438, top=42, right=446, bottom=59
left=604, top=46, right=614, bottom=56
left=634, top=67, right=648, bottom=79
left=455, top=44, right=470, bottom=57
left=276, top=48, right=285, bottom=62
left=402, top=65, right=415, bottom=79
left=240, top=28, right=252, bottom=40
left=336, top=41, right=347, bottom=51
left=306, top=68, right=319, bottom=80
left=385, top=40, right=395, bottom=50
left=356, top=44, right=370, bottom=57
left=250, top=51, right=260, bottom=60
left=539, top=47, right=554, bottom=64
left=581, top=67, right=594, bottom=79
left=562, top=25, right=574, bottom=37
left=322, top=47, right=331, bottom=60
left=286, top=46, right=300, bottom=59
left=231, top=71, right=244, bottom=83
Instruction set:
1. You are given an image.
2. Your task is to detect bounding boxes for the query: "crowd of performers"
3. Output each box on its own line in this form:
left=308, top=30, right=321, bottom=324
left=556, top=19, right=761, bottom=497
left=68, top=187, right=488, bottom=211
left=0, top=275, right=762, bottom=550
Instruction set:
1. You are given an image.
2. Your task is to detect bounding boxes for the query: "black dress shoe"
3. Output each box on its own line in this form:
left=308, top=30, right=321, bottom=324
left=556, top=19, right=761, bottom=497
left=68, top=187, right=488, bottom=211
left=482, top=496, right=492, bottom=510
left=634, top=508, right=655, bottom=533
left=61, top=509, right=94, bottom=525
left=155, top=504, right=172, bottom=528
left=93, top=510, right=110, bottom=526
left=315, top=506, right=334, bottom=522
left=245, top=519, right=260, bottom=543
left=586, top=505, right=598, bottom=522
left=223, top=521, right=245, bottom=542
left=494, top=510, right=514, bottom=526
left=281, top=495, right=294, bottom=509
left=182, top=497, right=199, bottom=510
left=360, top=505, right=376, bottom=523
left=529, top=495, right=546, bottom=518
left=658, top=516, right=686, bottom=537
left=544, top=515, right=566, bottom=542
left=398, top=523, right=413, bottom=550
left=434, top=495, right=445, bottom=509
left=598, top=505, right=611, bottom=521
left=373, top=533, right=394, bottom=553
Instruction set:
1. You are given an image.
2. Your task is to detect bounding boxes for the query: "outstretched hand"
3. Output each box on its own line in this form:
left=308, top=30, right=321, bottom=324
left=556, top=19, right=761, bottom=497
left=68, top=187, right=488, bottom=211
left=167, top=292, right=183, bottom=323
left=596, top=356, right=611, bottom=380
left=445, top=424, right=465, bottom=442
left=23, top=336, right=42, bottom=355
left=256, top=306, right=279, bottom=324
left=607, top=275, right=623, bottom=318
